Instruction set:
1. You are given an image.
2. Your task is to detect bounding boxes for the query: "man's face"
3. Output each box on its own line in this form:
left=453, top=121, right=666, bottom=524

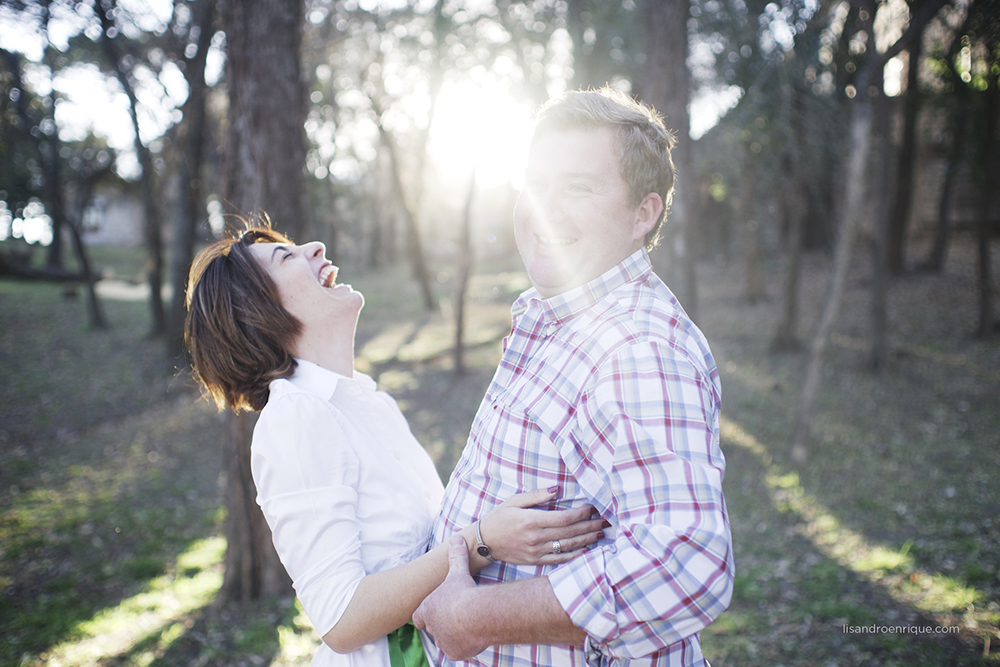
left=514, top=127, right=660, bottom=298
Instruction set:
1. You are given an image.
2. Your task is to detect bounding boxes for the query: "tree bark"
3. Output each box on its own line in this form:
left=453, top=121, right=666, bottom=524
left=922, top=8, right=975, bottom=272
left=40, top=2, right=63, bottom=271
left=744, top=218, right=766, bottom=304
left=641, top=0, right=697, bottom=321
left=922, top=96, right=967, bottom=272
left=975, top=56, right=998, bottom=337
left=886, top=41, right=923, bottom=275
left=96, top=0, right=165, bottom=336
left=869, top=66, right=893, bottom=372
left=167, top=0, right=215, bottom=361
left=772, top=73, right=804, bottom=350
left=375, top=126, right=436, bottom=311
left=218, top=0, right=308, bottom=602
left=772, top=173, right=804, bottom=349
left=219, top=412, right=289, bottom=602
left=222, top=0, right=308, bottom=240
left=453, top=170, right=476, bottom=377
left=741, top=146, right=765, bottom=304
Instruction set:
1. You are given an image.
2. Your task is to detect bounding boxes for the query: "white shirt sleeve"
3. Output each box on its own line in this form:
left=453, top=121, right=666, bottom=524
left=251, top=390, right=366, bottom=636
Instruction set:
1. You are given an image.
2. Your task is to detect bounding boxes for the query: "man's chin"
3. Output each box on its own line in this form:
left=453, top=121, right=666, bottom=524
left=527, top=273, right=576, bottom=299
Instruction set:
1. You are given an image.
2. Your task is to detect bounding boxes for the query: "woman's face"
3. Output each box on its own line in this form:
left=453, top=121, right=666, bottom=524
left=247, top=240, right=364, bottom=331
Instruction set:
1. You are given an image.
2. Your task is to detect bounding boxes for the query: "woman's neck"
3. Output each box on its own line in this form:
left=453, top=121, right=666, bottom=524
left=293, top=325, right=357, bottom=378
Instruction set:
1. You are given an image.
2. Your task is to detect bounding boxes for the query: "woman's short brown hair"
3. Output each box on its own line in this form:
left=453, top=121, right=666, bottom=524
left=184, top=225, right=302, bottom=412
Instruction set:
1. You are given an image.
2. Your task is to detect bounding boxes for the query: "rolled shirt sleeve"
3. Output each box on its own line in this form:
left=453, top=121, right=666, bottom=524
left=251, top=392, right=366, bottom=636
left=546, top=340, right=734, bottom=659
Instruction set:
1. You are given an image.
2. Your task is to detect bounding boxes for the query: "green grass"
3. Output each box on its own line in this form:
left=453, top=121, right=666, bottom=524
left=2, top=240, right=999, bottom=665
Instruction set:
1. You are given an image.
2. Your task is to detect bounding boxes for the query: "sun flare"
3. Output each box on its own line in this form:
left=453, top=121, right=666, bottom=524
left=427, top=82, right=535, bottom=190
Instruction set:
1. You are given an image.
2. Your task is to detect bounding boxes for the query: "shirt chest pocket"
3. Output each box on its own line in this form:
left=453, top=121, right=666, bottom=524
left=456, top=383, right=564, bottom=491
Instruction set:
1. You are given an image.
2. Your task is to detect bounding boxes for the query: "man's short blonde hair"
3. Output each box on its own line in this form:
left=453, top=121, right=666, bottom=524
left=533, top=87, right=677, bottom=250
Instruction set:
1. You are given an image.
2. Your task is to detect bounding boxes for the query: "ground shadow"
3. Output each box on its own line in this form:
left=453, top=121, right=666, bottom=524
left=706, top=421, right=982, bottom=665
left=0, top=393, right=226, bottom=665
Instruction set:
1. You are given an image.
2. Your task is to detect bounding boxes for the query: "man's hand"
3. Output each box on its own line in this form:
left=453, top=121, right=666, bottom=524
left=413, top=536, right=490, bottom=660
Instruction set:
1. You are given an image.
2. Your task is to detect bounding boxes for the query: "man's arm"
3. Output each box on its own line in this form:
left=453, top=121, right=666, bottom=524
left=412, top=538, right=586, bottom=660
left=536, top=340, right=733, bottom=659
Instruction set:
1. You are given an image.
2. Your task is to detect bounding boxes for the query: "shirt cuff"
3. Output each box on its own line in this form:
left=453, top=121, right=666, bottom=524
left=297, top=574, right=364, bottom=636
left=547, top=546, right=618, bottom=645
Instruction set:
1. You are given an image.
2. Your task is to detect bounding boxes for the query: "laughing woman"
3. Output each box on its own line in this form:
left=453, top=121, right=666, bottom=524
left=184, top=224, right=604, bottom=667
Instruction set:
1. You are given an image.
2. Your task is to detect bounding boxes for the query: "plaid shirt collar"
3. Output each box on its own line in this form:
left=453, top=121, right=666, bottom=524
left=512, top=247, right=653, bottom=325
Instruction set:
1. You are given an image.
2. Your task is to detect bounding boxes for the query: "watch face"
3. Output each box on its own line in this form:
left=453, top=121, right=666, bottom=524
left=477, top=546, right=491, bottom=558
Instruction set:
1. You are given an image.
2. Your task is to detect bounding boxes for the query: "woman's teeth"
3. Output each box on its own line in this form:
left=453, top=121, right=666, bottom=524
left=318, top=265, right=337, bottom=287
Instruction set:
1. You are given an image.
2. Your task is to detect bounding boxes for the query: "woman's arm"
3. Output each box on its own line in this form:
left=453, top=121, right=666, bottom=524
left=323, top=488, right=606, bottom=653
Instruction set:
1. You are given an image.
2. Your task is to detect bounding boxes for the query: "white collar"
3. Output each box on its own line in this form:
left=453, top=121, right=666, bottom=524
left=286, top=358, right=376, bottom=401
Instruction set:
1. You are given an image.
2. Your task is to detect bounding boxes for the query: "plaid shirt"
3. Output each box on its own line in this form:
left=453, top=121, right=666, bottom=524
left=426, top=249, right=733, bottom=667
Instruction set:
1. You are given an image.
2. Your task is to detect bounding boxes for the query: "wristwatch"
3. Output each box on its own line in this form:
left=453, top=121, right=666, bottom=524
left=474, top=520, right=497, bottom=562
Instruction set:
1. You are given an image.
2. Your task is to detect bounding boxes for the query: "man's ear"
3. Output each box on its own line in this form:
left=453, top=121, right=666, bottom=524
left=633, top=192, right=664, bottom=242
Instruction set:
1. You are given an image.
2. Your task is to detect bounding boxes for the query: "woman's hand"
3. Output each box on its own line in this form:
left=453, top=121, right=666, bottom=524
left=475, top=488, right=608, bottom=566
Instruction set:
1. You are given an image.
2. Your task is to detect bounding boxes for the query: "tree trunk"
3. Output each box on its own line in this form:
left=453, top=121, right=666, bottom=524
left=870, top=68, right=893, bottom=372
left=376, top=127, right=436, bottom=311
left=40, top=3, right=63, bottom=271
left=218, top=0, right=308, bottom=602
left=975, top=59, right=998, bottom=337
left=641, top=0, right=697, bottom=321
left=744, top=218, right=765, bottom=304
left=772, top=74, right=804, bottom=350
left=922, top=97, right=966, bottom=272
left=167, top=0, right=214, bottom=361
left=922, top=8, right=975, bottom=273
left=741, top=148, right=765, bottom=304
left=96, top=1, right=165, bottom=336
left=792, top=91, right=874, bottom=463
left=66, top=165, right=114, bottom=331
left=772, top=180, right=803, bottom=350
left=222, top=0, right=308, bottom=240
left=886, top=41, right=923, bottom=275
left=219, top=413, right=290, bottom=602
left=66, top=204, right=107, bottom=330
left=453, top=171, right=476, bottom=377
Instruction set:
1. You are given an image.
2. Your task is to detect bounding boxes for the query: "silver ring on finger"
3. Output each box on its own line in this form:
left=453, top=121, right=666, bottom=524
left=552, top=539, right=562, bottom=555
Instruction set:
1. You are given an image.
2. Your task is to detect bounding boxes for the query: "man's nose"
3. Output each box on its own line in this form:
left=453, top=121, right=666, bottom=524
left=526, top=187, right=560, bottom=223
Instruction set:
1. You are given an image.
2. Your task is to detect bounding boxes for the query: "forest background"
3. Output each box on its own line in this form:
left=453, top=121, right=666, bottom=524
left=0, top=0, right=998, bottom=665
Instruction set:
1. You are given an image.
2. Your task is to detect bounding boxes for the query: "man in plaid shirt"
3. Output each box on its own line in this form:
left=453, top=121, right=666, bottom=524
left=414, top=88, right=734, bottom=667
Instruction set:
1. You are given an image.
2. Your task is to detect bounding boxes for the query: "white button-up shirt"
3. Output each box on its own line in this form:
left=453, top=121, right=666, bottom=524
left=252, top=360, right=445, bottom=667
